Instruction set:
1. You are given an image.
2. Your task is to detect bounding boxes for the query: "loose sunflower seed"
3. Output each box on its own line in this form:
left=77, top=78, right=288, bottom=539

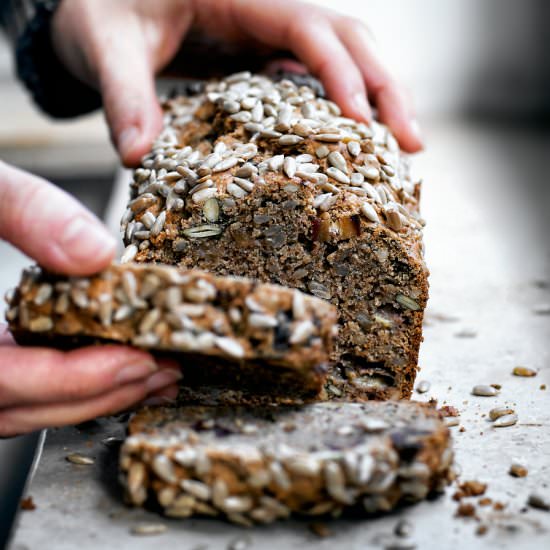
left=66, top=453, right=95, bottom=465
left=416, top=380, right=431, bottom=394
left=512, top=366, right=537, bottom=377
left=472, top=385, right=499, bottom=397
left=130, top=524, right=167, bottom=536
left=493, top=413, right=518, bottom=428
left=489, top=406, right=515, bottom=420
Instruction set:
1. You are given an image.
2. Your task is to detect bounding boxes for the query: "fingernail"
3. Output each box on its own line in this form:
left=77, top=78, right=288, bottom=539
left=142, top=396, right=176, bottom=406
left=115, top=360, right=158, bottom=385
left=410, top=118, right=424, bottom=145
left=118, top=126, right=140, bottom=159
left=352, top=92, right=370, bottom=120
left=61, top=216, right=116, bottom=262
left=145, top=369, right=182, bottom=393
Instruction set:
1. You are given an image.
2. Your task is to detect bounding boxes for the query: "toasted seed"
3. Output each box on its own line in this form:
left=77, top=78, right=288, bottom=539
left=212, top=478, right=229, bottom=508
left=213, top=157, right=239, bottom=173
left=444, top=417, right=460, bottom=427
left=192, top=187, right=218, bottom=204
left=292, top=290, right=306, bottom=319
left=222, top=99, right=240, bottom=113
left=131, top=524, right=167, bottom=536
left=221, top=496, right=253, bottom=514
left=396, top=294, right=420, bottom=311
left=183, top=224, right=222, bottom=238
left=472, top=385, right=499, bottom=397
left=140, top=211, right=156, bottom=229
left=29, top=316, right=54, bottom=332
left=489, top=406, right=515, bottom=420
left=315, top=145, right=330, bottom=158
left=360, top=202, right=380, bottom=223
left=230, top=111, right=252, bottom=123
left=269, top=461, right=291, bottom=490
left=279, top=134, right=304, bottom=146
left=314, top=133, right=342, bottom=142
left=493, top=413, right=518, bottom=427
left=285, top=455, right=320, bottom=476
left=509, top=463, right=528, bottom=477
left=289, top=320, right=315, bottom=344
left=512, top=366, right=537, bottom=377
left=173, top=447, right=197, bottom=467
left=248, top=312, right=278, bottom=328
left=416, top=380, right=431, bottom=394
left=66, top=453, right=95, bottom=465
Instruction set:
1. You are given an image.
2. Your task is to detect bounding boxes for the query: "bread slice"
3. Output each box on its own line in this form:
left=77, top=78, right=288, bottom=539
left=122, top=72, right=428, bottom=400
left=5, top=263, right=336, bottom=398
left=120, top=401, right=453, bottom=524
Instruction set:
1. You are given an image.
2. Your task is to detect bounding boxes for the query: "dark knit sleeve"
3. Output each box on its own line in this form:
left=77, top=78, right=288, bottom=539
left=0, top=0, right=101, bottom=118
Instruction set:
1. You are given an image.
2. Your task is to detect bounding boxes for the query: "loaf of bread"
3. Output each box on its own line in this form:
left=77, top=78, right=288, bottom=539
left=5, top=263, right=336, bottom=398
left=120, top=401, right=453, bottom=524
left=121, top=72, right=428, bottom=400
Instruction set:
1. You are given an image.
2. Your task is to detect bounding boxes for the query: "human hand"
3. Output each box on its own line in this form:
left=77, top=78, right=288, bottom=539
left=51, top=0, right=423, bottom=168
left=0, top=161, right=181, bottom=437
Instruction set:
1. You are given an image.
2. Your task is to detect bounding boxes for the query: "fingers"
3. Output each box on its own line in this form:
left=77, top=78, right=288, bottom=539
left=0, top=381, right=151, bottom=437
left=94, top=27, right=163, bottom=167
left=0, top=161, right=116, bottom=275
left=333, top=17, right=423, bottom=152
left=0, top=345, right=177, bottom=407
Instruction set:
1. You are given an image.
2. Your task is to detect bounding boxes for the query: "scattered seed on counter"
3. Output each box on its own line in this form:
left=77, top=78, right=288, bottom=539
left=512, top=366, right=537, bottom=377
left=65, top=453, right=95, bottom=465
left=394, top=519, right=413, bottom=538
left=472, top=385, right=499, bottom=397
left=493, top=414, right=518, bottom=428
left=528, top=493, right=550, bottom=511
left=131, top=523, right=167, bottom=536
left=509, top=463, right=528, bottom=478
left=444, top=417, right=460, bottom=428
left=454, top=329, right=477, bottom=338
left=488, top=407, right=515, bottom=421
left=416, top=380, right=430, bottom=394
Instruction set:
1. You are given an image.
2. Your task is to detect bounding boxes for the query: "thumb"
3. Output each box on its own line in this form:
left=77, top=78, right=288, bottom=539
left=97, top=35, right=163, bottom=167
left=0, top=161, right=116, bottom=275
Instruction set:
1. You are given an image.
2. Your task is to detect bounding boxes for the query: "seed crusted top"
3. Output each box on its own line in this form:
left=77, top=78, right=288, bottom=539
left=120, top=72, right=423, bottom=261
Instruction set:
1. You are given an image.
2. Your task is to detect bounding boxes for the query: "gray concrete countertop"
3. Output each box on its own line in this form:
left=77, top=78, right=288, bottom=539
left=6, top=119, right=550, bottom=549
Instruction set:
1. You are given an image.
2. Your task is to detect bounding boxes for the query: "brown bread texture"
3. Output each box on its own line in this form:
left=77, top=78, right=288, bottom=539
left=120, top=401, right=453, bottom=524
left=5, top=263, right=336, bottom=399
left=121, top=72, right=428, bottom=400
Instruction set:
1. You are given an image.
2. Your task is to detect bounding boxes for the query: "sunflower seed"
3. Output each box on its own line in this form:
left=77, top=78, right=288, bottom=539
left=292, top=290, right=306, bottom=319
left=396, top=294, right=420, bottom=311
left=183, top=225, right=222, bottom=238
left=347, top=141, right=361, bottom=156
left=360, top=202, right=380, bottom=223
left=326, top=166, right=350, bottom=184
left=150, top=210, right=166, bottom=237
left=472, top=385, right=499, bottom=397
left=315, top=145, right=330, bottom=158
left=289, top=319, right=315, bottom=344
left=173, top=447, right=197, bottom=467
left=215, top=336, right=245, bottom=358
left=140, top=211, right=156, bottom=229
left=260, top=128, right=282, bottom=139
left=235, top=163, right=257, bottom=178
left=98, top=293, right=112, bottom=327
left=152, top=455, right=177, bottom=483
left=213, top=157, right=239, bottom=173
left=139, top=308, right=161, bottom=334
left=279, top=134, right=304, bottom=146
left=319, top=194, right=338, bottom=212
left=512, top=366, right=537, bottom=377
left=275, top=103, right=293, bottom=131
left=269, top=461, right=291, bottom=490
left=314, top=133, right=342, bottom=142
left=528, top=493, right=550, bottom=511
left=113, top=304, right=133, bottom=322
left=416, top=380, right=431, bottom=394
left=131, top=524, right=167, bottom=536
left=493, top=413, right=518, bottom=427
left=222, top=99, right=240, bottom=113
left=248, top=313, right=278, bottom=328
left=251, top=101, right=264, bottom=122
left=221, top=496, right=253, bottom=514
left=489, top=407, right=515, bottom=420
left=66, top=453, right=95, bottom=465
left=212, top=479, right=229, bottom=507
left=509, top=462, right=528, bottom=477
left=283, top=157, right=297, bottom=178
left=203, top=198, right=220, bottom=222
left=227, top=183, right=247, bottom=199
left=29, top=316, right=53, bottom=332
left=324, top=461, right=350, bottom=503
left=33, top=283, right=52, bottom=305
left=285, top=455, right=320, bottom=476
left=328, top=151, right=348, bottom=174
left=129, top=194, right=157, bottom=213
left=181, top=479, right=211, bottom=501
left=233, top=177, right=254, bottom=192
left=313, top=193, right=332, bottom=208
left=230, top=111, right=252, bottom=123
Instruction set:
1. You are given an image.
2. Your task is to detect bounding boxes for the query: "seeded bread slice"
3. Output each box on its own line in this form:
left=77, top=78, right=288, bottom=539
left=122, top=72, right=428, bottom=400
left=120, top=401, right=453, bottom=524
left=5, top=263, right=336, bottom=397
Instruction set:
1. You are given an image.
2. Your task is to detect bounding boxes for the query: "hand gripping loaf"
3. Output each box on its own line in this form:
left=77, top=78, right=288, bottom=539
left=121, top=72, right=428, bottom=400
left=5, top=263, right=336, bottom=398
left=120, top=401, right=453, bottom=524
